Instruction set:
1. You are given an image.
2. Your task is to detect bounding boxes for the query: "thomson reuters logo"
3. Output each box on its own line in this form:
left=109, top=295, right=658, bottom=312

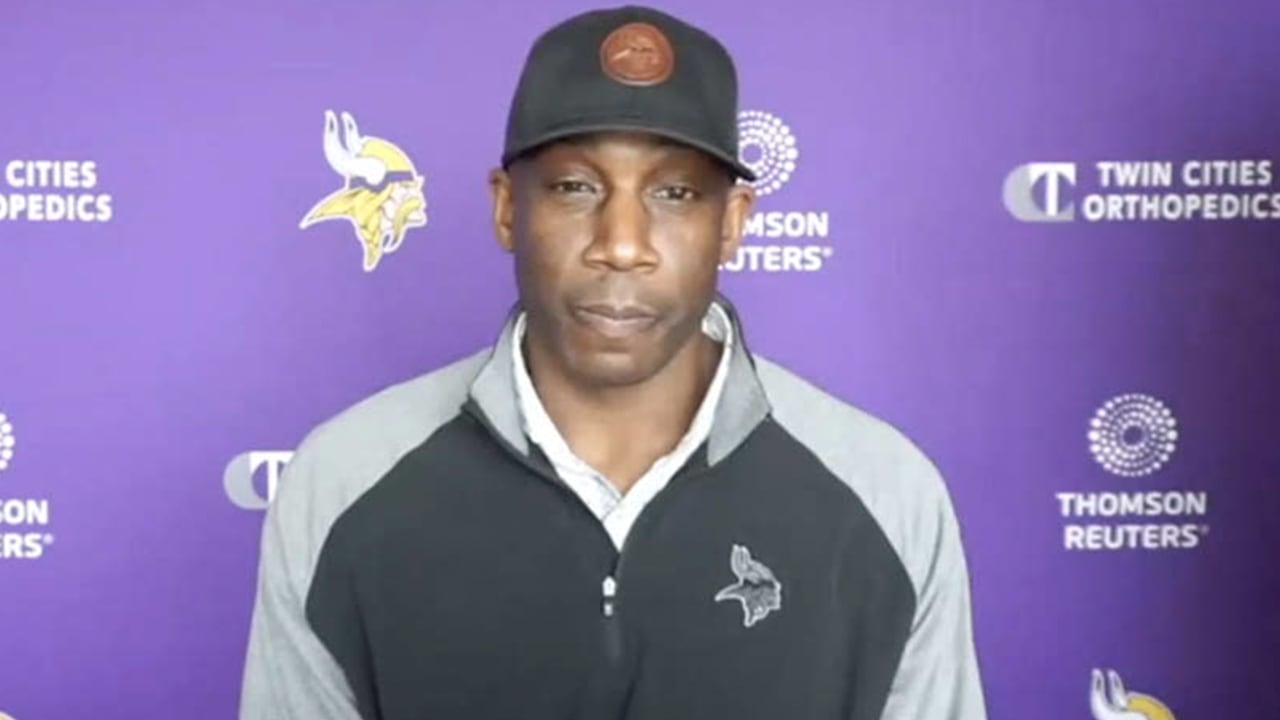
left=737, top=110, right=799, bottom=197
left=724, top=109, right=831, bottom=272
left=1090, top=669, right=1175, bottom=720
left=0, top=411, right=14, bottom=472
left=1057, top=393, right=1206, bottom=551
left=1089, top=394, right=1177, bottom=477
left=300, top=110, right=428, bottom=272
left=224, top=451, right=294, bottom=510
left=0, top=409, right=54, bottom=560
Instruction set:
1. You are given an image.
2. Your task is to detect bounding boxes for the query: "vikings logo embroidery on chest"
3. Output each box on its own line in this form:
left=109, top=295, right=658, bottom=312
left=714, top=544, right=782, bottom=628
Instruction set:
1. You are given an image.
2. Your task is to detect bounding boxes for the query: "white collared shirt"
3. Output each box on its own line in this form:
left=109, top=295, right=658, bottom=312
left=512, top=302, right=733, bottom=549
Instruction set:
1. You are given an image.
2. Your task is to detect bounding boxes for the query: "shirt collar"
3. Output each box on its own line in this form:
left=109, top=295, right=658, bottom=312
left=510, top=302, right=735, bottom=469
left=464, top=293, right=770, bottom=467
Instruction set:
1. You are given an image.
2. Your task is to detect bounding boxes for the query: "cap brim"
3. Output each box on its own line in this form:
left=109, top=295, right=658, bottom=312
left=503, top=120, right=758, bottom=183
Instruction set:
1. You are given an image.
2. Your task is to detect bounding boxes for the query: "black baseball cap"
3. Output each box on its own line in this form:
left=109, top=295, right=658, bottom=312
left=501, top=5, right=757, bottom=182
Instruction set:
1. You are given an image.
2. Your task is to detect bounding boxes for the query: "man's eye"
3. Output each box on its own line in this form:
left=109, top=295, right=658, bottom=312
left=654, top=185, right=699, bottom=201
left=549, top=180, right=595, bottom=194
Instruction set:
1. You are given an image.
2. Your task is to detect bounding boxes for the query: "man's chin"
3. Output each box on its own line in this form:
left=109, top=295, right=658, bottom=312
left=565, top=351, right=660, bottom=389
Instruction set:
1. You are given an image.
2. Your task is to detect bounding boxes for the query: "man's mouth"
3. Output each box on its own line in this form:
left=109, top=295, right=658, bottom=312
left=571, top=303, right=659, bottom=339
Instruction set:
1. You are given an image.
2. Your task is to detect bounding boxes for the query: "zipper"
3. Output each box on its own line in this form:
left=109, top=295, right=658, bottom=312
left=601, top=575, right=622, bottom=663
left=602, top=575, right=618, bottom=617
left=464, top=400, right=722, bottom=666
left=599, top=458, right=718, bottom=667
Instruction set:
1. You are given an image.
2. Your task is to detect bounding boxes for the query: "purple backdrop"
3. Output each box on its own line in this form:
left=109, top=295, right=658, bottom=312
left=2, top=1, right=1279, bottom=718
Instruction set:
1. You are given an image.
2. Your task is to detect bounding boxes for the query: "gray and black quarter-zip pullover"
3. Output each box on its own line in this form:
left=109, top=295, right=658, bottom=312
left=239, top=299, right=987, bottom=720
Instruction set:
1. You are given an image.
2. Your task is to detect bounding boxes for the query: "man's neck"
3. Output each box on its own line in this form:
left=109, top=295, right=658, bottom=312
left=524, top=330, right=721, bottom=494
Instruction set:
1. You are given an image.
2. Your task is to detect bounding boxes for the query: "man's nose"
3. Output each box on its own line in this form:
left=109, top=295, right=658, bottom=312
left=586, top=188, right=658, bottom=270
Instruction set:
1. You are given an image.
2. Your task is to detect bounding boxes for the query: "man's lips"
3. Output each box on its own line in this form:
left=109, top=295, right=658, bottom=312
left=571, top=303, right=659, bottom=338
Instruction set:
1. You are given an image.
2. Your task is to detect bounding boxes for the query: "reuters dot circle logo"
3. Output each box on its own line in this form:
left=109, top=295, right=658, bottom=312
left=737, top=110, right=798, bottom=196
left=0, top=412, right=14, bottom=472
left=1088, top=394, right=1177, bottom=477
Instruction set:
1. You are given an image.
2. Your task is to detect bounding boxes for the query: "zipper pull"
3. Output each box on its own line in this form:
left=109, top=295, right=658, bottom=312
left=602, top=575, right=617, bottom=617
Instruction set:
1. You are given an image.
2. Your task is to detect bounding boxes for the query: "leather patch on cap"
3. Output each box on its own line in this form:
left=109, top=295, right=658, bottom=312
left=599, top=22, right=674, bottom=86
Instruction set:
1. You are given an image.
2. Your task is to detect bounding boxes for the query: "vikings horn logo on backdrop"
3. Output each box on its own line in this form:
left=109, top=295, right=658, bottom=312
left=300, top=110, right=428, bottom=271
left=1090, top=669, right=1176, bottom=720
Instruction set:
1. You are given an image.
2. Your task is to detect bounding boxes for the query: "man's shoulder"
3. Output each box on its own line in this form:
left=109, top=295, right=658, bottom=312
left=752, top=353, right=955, bottom=596
left=273, top=347, right=492, bottom=517
left=257, top=347, right=495, bottom=599
left=753, top=353, right=944, bottom=496
left=301, top=347, right=490, bottom=455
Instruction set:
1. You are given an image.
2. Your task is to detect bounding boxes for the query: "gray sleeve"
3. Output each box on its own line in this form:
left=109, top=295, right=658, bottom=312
left=877, top=460, right=986, bottom=720
left=238, top=433, right=365, bottom=720
left=238, top=349, right=488, bottom=719
left=753, top=355, right=987, bottom=720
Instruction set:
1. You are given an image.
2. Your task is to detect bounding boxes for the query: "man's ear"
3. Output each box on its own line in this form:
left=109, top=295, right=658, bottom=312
left=718, top=181, right=756, bottom=264
left=489, top=167, right=515, bottom=253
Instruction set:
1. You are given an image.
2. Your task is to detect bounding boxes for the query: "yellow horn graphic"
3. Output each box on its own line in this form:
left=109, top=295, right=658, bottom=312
left=300, top=111, right=428, bottom=271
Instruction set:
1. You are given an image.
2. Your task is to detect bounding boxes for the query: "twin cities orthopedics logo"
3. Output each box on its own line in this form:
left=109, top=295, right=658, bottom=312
left=224, top=450, right=294, bottom=510
left=1057, top=394, right=1209, bottom=551
left=723, top=109, right=833, bottom=273
left=0, top=160, right=113, bottom=223
left=1090, top=669, right=1176, bottom=720
left=1004, top=159, right=1280, bottom=222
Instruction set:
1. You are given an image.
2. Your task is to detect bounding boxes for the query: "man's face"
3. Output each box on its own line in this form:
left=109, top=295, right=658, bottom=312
left=489, top=131, right=755, bottom=388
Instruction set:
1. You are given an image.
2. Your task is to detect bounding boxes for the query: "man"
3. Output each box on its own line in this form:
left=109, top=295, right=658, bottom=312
left=240, top=5, right=986, bottom=720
